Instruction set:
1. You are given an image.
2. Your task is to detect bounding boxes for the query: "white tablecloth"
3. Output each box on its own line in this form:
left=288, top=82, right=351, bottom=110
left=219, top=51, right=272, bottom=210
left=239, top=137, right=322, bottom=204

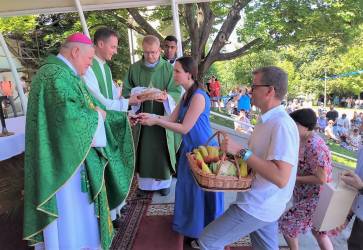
left=0, top=116, right=26, bottom=161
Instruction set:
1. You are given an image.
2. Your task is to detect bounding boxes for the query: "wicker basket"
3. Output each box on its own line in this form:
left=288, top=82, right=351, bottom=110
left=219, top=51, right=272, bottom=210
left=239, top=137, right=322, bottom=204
left=187, top=131, right=253, bottom=192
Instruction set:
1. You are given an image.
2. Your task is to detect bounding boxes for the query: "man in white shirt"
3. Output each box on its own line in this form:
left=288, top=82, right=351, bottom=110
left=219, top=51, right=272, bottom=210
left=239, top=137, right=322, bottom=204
left=83, top=27, right=140, bottom=112
left=336, top=113, right=350, bottom=130
left=199, top=66, right=299, bottom=250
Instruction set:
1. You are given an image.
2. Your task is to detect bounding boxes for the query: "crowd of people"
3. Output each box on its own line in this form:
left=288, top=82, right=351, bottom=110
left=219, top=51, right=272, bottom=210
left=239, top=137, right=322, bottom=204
left=20, top=28, right=363, bottom=250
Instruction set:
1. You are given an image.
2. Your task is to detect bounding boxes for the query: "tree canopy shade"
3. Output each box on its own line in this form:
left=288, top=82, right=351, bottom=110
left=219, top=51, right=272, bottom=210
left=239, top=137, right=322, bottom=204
left=110, top=0, right=363, bottom=80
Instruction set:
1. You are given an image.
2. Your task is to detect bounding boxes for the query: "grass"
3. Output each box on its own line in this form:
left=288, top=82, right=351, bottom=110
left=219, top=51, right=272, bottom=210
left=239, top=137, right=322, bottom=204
left=210, top=108, right=357, bottom=169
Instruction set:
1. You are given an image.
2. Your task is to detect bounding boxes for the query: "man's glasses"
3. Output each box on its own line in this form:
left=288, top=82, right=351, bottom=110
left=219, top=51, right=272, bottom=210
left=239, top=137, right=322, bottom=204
left=144, top=51, right=159, bottom=56
left=250, top=84, right=273, bottom=91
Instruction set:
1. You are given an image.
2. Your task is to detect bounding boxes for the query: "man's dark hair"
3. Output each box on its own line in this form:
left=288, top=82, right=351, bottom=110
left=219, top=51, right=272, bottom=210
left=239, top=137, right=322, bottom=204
left=290, top=108, right=317, bottom=131
left=93, top=27, right=119, bottom=45
left=164, top=35, right=177, bottom=43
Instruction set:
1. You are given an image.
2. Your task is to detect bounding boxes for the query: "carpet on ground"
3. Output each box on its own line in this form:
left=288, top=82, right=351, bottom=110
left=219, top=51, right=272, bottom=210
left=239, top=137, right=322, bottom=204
left=111, top=178, right=153, bottom=250
left=0, top=154, right=31, bottom=250
left=117, top=201, right=289, bottom=250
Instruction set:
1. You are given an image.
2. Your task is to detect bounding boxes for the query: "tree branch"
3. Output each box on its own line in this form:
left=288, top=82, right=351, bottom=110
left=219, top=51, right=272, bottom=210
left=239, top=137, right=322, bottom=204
left=197, top=3, right=215, bottom=58
left=208, top=0, right=252, bottom=57
left=127, top=8, right=164, bottom=41
left=184, top=4, right=199, bottom=60
left=216, top=38, right=262, bottom=61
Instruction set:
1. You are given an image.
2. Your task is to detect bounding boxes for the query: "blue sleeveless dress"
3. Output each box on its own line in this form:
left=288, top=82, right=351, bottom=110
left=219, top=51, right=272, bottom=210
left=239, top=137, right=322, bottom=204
left=172, top=88, right=224, bottom=238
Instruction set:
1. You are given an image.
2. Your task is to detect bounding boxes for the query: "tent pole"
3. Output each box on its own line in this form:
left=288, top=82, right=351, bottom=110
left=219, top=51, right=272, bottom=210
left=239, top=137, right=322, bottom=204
left=74, top=0, right=90, bottom=37
left=171, top=0, right=183, bottom=58
left=0, top=32, right=27, bottom=113
left=128, top=28, right=135, bottom=64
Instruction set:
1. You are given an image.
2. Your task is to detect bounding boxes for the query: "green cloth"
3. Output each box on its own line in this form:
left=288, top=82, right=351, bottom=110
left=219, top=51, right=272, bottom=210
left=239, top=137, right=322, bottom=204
left=24, top=55, right=135, bottom=249
left=123, top=58, right=181, bottom=179
left=91, top=58, right=113, bottom=99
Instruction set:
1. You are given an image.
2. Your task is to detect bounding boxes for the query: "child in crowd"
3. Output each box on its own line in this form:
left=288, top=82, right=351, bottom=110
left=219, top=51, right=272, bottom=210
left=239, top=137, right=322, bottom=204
left=317, top=114, right=327, bottom=133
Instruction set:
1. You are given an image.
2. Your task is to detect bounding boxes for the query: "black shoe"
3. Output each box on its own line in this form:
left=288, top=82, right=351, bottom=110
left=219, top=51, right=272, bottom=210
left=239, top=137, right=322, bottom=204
left=112, top=219, right=120, bottom=229
left=159, top=188, right=170, bottom=196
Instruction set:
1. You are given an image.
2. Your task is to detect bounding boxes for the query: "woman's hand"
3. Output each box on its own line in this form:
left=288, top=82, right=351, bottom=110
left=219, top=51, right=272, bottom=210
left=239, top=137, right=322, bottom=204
left=138, top=113, right=159, bottom=126
left=128, top=113, right=140, bottom=126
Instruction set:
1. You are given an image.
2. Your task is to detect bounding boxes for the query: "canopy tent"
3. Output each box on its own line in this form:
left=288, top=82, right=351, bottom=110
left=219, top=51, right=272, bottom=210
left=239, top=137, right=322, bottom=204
left=0, top=0, right=213, bottom=114
left=0, top=0, right=210, bottom=17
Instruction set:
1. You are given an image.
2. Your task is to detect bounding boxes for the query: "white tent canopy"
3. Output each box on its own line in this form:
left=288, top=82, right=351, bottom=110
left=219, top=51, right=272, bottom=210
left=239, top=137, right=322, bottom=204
left=0, top=0, right=211, bottom=17
left=0, top=0, right=212, bottom=113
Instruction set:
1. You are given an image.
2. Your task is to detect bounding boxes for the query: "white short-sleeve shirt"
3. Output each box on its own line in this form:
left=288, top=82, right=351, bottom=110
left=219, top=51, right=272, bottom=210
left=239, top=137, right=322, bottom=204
left=235, top=105, right=299, bottom=222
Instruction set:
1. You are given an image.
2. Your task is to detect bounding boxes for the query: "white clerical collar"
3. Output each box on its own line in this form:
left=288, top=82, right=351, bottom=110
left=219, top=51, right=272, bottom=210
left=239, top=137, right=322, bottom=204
left=57, top=54, right=78, bottom=75
left=94, top=55, right=106, bottom=65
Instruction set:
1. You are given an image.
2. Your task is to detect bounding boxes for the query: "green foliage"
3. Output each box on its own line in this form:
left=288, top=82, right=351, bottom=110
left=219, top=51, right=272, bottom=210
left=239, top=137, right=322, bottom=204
left=239, top=0, right=363, bottom=48
left=0, top=11, right=130, bottom=79
left=0, top=16, right=37, bottom=36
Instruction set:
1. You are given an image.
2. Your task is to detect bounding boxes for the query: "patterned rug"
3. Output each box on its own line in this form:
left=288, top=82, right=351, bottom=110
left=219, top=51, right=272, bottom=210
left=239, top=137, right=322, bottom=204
left=146, top=203, right=252, bottom=248
left=110, top=179, right=153, bottom=250
left=144, top=203, right=289, bottom=250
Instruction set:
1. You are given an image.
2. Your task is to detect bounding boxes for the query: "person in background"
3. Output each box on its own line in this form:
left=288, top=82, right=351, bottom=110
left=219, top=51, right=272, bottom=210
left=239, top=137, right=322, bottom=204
left=326, top=106, right=339, bottom=125
left=351, top=111, right=362, bottom=129
left=199, top=66, right=299, bottom=250
left=234, top=109, right=252, bottom=133
left=317, top=113, right=327, bottom=133
left=20, top=76, right=28, bottom=93
left=122, top=35, right=182, bottom=196
left=138, top=57, right=223, bottom=248
left=346, top=128, right=362, bottom=151
left=163, top=35, right=178, bottom=65
left=279, top=108, right=334, bottom=250
left=0, top=76, right=17, bottom=117
left=209, top=76, right=221, bottom=109
left=237, top=86, right=251, bottom=115
left=337, top=113, right=350, bottom=131
left=324, top=120, right=340, bottom=142
left=341, top=146, right=363, bottom=250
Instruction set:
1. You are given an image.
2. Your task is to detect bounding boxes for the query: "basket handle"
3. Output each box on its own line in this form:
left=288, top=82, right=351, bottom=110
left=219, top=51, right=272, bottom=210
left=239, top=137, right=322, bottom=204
left=205, top=131, right=226, bottom=147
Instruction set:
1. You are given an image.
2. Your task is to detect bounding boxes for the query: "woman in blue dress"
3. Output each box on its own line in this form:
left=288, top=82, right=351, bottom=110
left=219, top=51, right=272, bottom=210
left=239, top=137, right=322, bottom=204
left=139, top=56, right=224, bottom=246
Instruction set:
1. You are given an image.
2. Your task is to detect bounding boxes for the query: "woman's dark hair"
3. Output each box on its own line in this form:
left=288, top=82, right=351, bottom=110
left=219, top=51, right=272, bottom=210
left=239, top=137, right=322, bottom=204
left=176, top=56, right=201, bottom=107
left=290, top=108, right=317, bottom=131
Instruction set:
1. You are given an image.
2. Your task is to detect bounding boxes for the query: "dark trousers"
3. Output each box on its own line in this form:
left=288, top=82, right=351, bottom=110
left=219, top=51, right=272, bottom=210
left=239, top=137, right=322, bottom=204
left=348, top=217, right=363, bottom=250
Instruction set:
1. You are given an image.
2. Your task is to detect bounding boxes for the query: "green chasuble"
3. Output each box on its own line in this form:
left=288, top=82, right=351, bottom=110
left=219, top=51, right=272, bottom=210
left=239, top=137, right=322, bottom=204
left=91, top=58, right=113, bottom=99
left=24, top=55, right=135, bottom=249
left=123, top=57, right=181, bottom=179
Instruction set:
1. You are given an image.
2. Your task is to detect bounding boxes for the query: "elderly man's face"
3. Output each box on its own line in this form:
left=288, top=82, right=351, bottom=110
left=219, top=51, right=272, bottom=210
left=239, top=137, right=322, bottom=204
left=143, top=42, right=161, bottom=64
left=73, top=46, right=95, bottom=76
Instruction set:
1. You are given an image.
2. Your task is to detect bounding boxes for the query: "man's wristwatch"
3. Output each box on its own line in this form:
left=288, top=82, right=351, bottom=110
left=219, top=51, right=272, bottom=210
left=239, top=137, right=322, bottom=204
left=359, top=187, right=363, bottom=195
left=238, top=148, right=253, bottom=161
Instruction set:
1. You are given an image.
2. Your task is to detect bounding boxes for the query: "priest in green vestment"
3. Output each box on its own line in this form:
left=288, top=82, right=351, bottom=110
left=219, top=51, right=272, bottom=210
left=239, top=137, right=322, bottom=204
left=23, top=33, right=134, bottom=250
left=123, top=35, right=182, bottom=196
left=83, top=27, right=141, bottom=112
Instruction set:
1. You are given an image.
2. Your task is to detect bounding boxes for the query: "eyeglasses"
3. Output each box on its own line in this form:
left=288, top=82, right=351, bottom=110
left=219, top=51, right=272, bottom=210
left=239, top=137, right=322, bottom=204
left=250, top=84, right=273, bottom=91
left=144, top=51, right=160, bottom=56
